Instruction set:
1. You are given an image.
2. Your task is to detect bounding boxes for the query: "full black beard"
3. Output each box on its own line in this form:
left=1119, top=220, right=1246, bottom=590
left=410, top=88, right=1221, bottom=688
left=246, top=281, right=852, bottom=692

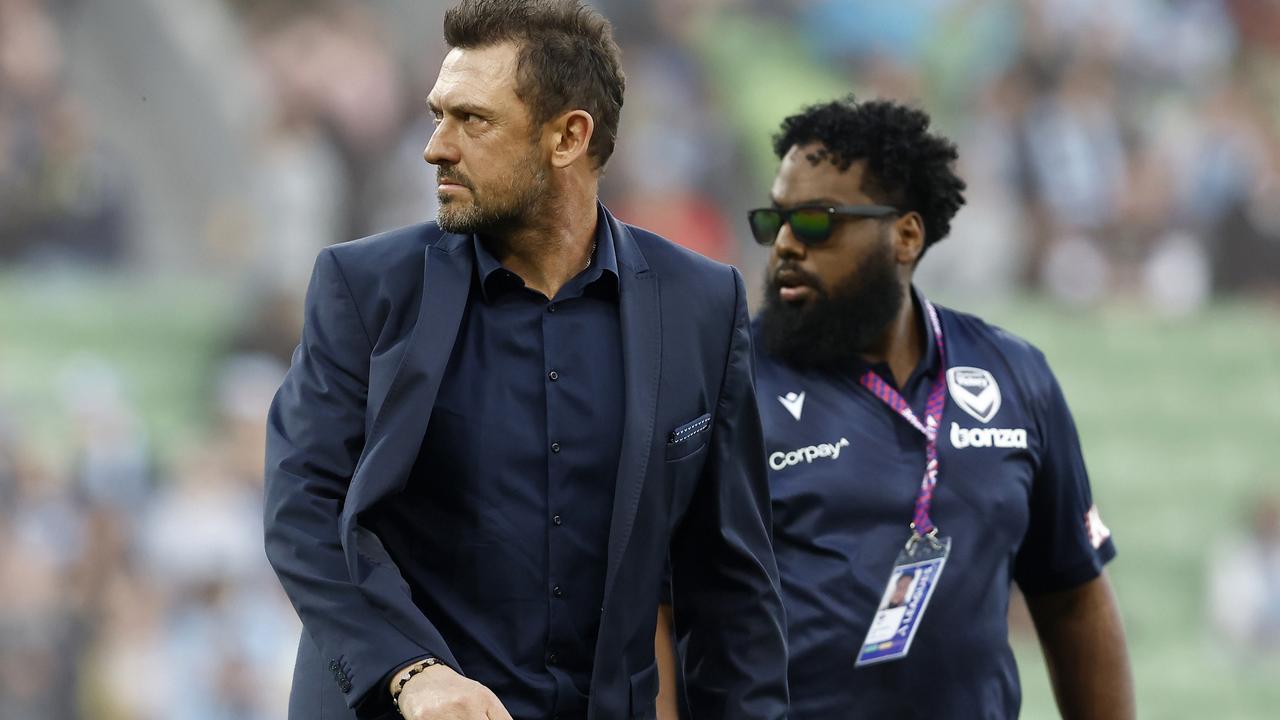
left=758, top=240, right=905, bottom=373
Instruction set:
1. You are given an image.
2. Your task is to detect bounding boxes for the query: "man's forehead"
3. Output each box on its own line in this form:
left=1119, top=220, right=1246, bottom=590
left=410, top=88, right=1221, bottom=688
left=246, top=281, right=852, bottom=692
left=771, top=144, right=868, bottom=202
left=429, top=43, right=521, bottom=106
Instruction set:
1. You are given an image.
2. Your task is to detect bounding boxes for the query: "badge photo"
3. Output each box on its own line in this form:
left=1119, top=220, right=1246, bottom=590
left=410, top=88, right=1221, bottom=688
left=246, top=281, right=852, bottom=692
left=946, top=366, right=1001, bottom=423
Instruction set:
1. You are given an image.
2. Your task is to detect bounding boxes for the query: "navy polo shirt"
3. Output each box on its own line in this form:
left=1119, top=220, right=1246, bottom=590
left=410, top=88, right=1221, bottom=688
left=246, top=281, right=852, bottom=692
left=373, top=216, right=623, bottom=719
left=758, top=289, right=1115, bottom=719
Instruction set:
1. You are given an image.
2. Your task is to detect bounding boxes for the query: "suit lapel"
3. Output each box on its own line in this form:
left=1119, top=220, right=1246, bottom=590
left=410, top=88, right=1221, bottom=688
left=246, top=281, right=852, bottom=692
left=599, top=214, right=661, bottom=609
left=348, top=234, right=472, bottom=518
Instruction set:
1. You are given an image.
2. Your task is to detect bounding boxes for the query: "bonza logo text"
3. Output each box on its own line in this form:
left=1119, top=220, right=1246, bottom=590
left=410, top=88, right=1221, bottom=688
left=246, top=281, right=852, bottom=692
left=769, top=438, right=850, bottom=470
left=949, top=422, right=1027, bottom=449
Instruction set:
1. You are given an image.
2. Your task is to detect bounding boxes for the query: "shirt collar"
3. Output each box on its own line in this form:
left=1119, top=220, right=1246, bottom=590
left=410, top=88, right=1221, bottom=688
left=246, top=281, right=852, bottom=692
left=913, top=285, right=942, bottom=378
left=473, top=203, right=620, bottom=302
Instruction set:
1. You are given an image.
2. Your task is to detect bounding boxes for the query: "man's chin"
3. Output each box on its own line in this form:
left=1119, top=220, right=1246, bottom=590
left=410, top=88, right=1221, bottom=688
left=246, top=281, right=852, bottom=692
left=779, top=297, right=815, bottom=314
left=767, top=296, right=814, bottom=319
left=437, top=206, right=480, bottom=235
left=757, top=300, right=811, bottom=337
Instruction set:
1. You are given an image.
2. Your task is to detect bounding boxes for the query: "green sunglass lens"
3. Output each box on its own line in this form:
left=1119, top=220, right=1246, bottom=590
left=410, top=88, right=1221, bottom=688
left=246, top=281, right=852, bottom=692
left=789, top=209, right=831, bottom=244
left=750, top=211, right=784, bottom=245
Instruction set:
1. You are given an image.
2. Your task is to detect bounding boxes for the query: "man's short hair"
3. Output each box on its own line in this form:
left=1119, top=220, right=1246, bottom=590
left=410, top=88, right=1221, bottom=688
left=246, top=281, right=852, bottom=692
left=773, top=96, right=967, bottom=254
left=444, top=0, right=625, bottom=168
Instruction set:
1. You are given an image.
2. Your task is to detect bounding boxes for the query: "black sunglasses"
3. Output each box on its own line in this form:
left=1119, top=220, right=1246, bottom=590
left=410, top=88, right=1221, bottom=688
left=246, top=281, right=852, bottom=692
left=748, top=204, right=898, bottom=246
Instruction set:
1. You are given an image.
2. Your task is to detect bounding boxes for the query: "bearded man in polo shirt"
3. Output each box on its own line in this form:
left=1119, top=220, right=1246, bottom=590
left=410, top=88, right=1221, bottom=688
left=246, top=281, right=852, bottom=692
left=657, top=96, right=1134, bottom=720
left=751, top=95, right=1134, bottom=719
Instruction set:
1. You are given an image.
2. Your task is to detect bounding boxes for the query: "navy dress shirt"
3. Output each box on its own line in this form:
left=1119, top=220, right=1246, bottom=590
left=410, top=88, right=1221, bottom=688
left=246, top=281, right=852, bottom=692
left=370, top=219, right=623, bottom=719
left=758, top=288, right=1116, bottom=718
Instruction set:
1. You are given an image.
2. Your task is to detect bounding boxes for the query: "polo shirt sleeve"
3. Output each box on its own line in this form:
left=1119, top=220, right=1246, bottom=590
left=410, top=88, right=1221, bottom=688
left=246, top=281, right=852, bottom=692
left=1013, top=355, right=1116, bottom=596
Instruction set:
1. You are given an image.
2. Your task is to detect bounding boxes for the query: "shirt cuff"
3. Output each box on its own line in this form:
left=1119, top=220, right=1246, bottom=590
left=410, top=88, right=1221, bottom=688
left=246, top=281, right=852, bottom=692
left=1018, top=537, right=1117, bottom=596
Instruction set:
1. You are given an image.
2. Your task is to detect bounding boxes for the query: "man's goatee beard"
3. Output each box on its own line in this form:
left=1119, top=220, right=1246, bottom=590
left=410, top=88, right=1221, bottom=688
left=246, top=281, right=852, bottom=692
left=434, top=150, right=547, bottom=235
left=437, top=201, right=484, bottom=234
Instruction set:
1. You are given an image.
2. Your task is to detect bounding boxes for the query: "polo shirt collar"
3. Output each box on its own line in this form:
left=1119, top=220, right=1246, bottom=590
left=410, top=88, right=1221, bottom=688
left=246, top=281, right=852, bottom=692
left=855, top=285, right=941, bottom=390
left=913, top=285, right=942, bottom=378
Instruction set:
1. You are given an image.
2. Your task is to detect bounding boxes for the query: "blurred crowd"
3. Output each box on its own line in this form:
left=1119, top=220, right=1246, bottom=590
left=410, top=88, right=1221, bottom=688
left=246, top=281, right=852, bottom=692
left=2, top=0, right=1280, bottom=717
left=0, top=351, right=298, bottom=719
left=5, top=0, right=1279, bottom=301
left=0, top=0, right=130, bottom=266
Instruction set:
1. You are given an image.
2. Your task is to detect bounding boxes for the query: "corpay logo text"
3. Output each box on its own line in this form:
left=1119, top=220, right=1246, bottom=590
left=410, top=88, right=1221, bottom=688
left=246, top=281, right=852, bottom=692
left=770, top=438, right=850, bottom=470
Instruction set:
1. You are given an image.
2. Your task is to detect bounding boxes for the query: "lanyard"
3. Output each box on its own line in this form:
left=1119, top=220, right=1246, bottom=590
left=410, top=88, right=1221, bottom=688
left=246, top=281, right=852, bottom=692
left=857, top=300, right=946, bottom=539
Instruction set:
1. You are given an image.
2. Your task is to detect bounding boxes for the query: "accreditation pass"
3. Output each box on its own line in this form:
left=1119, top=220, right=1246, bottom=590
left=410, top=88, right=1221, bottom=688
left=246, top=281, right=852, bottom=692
left=856, top=535, right=951, bottom=666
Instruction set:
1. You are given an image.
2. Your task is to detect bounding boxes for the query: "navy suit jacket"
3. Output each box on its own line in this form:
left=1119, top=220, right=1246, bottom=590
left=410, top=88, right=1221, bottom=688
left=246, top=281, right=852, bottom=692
left=264, top=208, right=789, bottom=719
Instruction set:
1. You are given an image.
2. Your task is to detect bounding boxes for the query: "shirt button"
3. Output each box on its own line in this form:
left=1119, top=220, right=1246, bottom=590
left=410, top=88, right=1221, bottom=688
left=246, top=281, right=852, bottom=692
left=552, top=514, right=563, bottom=526
left=553, top=585, right=563, bottom=598
left=548, top=370, right=559, bottom=381
left=551, top=442, right=561, bottom=453
left=548, top=304, right=557, bottom=313
left=547, top=652, right=559, bottom=665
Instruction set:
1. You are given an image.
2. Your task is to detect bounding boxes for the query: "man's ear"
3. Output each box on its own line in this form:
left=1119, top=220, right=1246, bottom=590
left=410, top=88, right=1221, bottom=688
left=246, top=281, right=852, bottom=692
left=548, top=109, right=595, bottom=169
left=893, top=211, right=925, bottom=265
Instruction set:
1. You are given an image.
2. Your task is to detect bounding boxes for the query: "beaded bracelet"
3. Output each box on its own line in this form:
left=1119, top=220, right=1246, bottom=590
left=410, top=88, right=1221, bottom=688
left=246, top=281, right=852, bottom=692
left=392, top=657, right=439, bottom=715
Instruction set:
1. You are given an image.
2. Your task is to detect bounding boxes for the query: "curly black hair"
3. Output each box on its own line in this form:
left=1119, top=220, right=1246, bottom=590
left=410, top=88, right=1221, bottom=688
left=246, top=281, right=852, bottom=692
left=772, top=96, right=967, bottom=254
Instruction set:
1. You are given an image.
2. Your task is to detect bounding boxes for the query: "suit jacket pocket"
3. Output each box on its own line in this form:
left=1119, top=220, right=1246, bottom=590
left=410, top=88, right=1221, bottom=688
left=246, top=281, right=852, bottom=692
left=664, top=412, right=711, bottom=461
left=629, top=662, right=659, bottom=719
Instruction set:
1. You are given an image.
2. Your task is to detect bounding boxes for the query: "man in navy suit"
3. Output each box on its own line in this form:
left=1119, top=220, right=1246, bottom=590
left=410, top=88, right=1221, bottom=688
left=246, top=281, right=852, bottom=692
left=263, top=1, right=788, bottom=719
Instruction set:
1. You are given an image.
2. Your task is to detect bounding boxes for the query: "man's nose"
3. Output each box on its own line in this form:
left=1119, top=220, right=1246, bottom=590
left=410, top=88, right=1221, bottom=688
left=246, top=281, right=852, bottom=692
left=772, top=221, right=806, bottom=260
left=424, top=122, right=457, bottom=166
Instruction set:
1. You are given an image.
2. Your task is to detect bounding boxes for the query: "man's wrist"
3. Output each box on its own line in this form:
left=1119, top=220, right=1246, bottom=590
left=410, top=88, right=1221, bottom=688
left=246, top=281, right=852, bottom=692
left=390, top=656, right=439, bottom=713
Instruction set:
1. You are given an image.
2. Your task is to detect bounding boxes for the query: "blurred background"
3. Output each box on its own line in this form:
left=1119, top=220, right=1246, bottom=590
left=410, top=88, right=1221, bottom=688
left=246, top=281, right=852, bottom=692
left=1, top=0, right=1278, bottom=717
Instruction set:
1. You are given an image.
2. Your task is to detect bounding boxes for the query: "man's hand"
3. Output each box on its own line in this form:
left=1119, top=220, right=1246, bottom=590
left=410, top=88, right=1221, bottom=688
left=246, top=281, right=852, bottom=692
left=392, top=663, right=513, bottom=720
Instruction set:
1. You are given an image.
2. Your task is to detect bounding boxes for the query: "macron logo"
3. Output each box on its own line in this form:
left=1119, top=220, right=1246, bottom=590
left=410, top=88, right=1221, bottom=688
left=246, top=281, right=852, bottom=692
left=778, top=391, right=806, bottom=421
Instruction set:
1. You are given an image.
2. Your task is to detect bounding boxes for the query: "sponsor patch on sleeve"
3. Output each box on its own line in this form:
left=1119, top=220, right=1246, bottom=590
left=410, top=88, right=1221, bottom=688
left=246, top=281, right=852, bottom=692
left=1085, top=504, right=1111, bottom=549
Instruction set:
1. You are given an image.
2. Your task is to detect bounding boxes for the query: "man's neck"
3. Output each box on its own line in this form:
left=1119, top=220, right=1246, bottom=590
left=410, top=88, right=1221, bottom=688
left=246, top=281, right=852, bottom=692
left=488, top=187, right=598, bottom=299
left=861, top=284, right=923, bottom=388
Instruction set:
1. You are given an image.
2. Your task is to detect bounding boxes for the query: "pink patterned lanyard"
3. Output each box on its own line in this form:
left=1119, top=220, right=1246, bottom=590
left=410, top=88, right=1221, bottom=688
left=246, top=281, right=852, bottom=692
left=857, top=300, right=947, bottom=538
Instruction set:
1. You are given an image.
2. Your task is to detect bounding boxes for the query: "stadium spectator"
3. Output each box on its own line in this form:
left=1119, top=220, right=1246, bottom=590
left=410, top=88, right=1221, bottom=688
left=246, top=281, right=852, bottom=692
left=1209, top=495, right=1280, bottom=653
